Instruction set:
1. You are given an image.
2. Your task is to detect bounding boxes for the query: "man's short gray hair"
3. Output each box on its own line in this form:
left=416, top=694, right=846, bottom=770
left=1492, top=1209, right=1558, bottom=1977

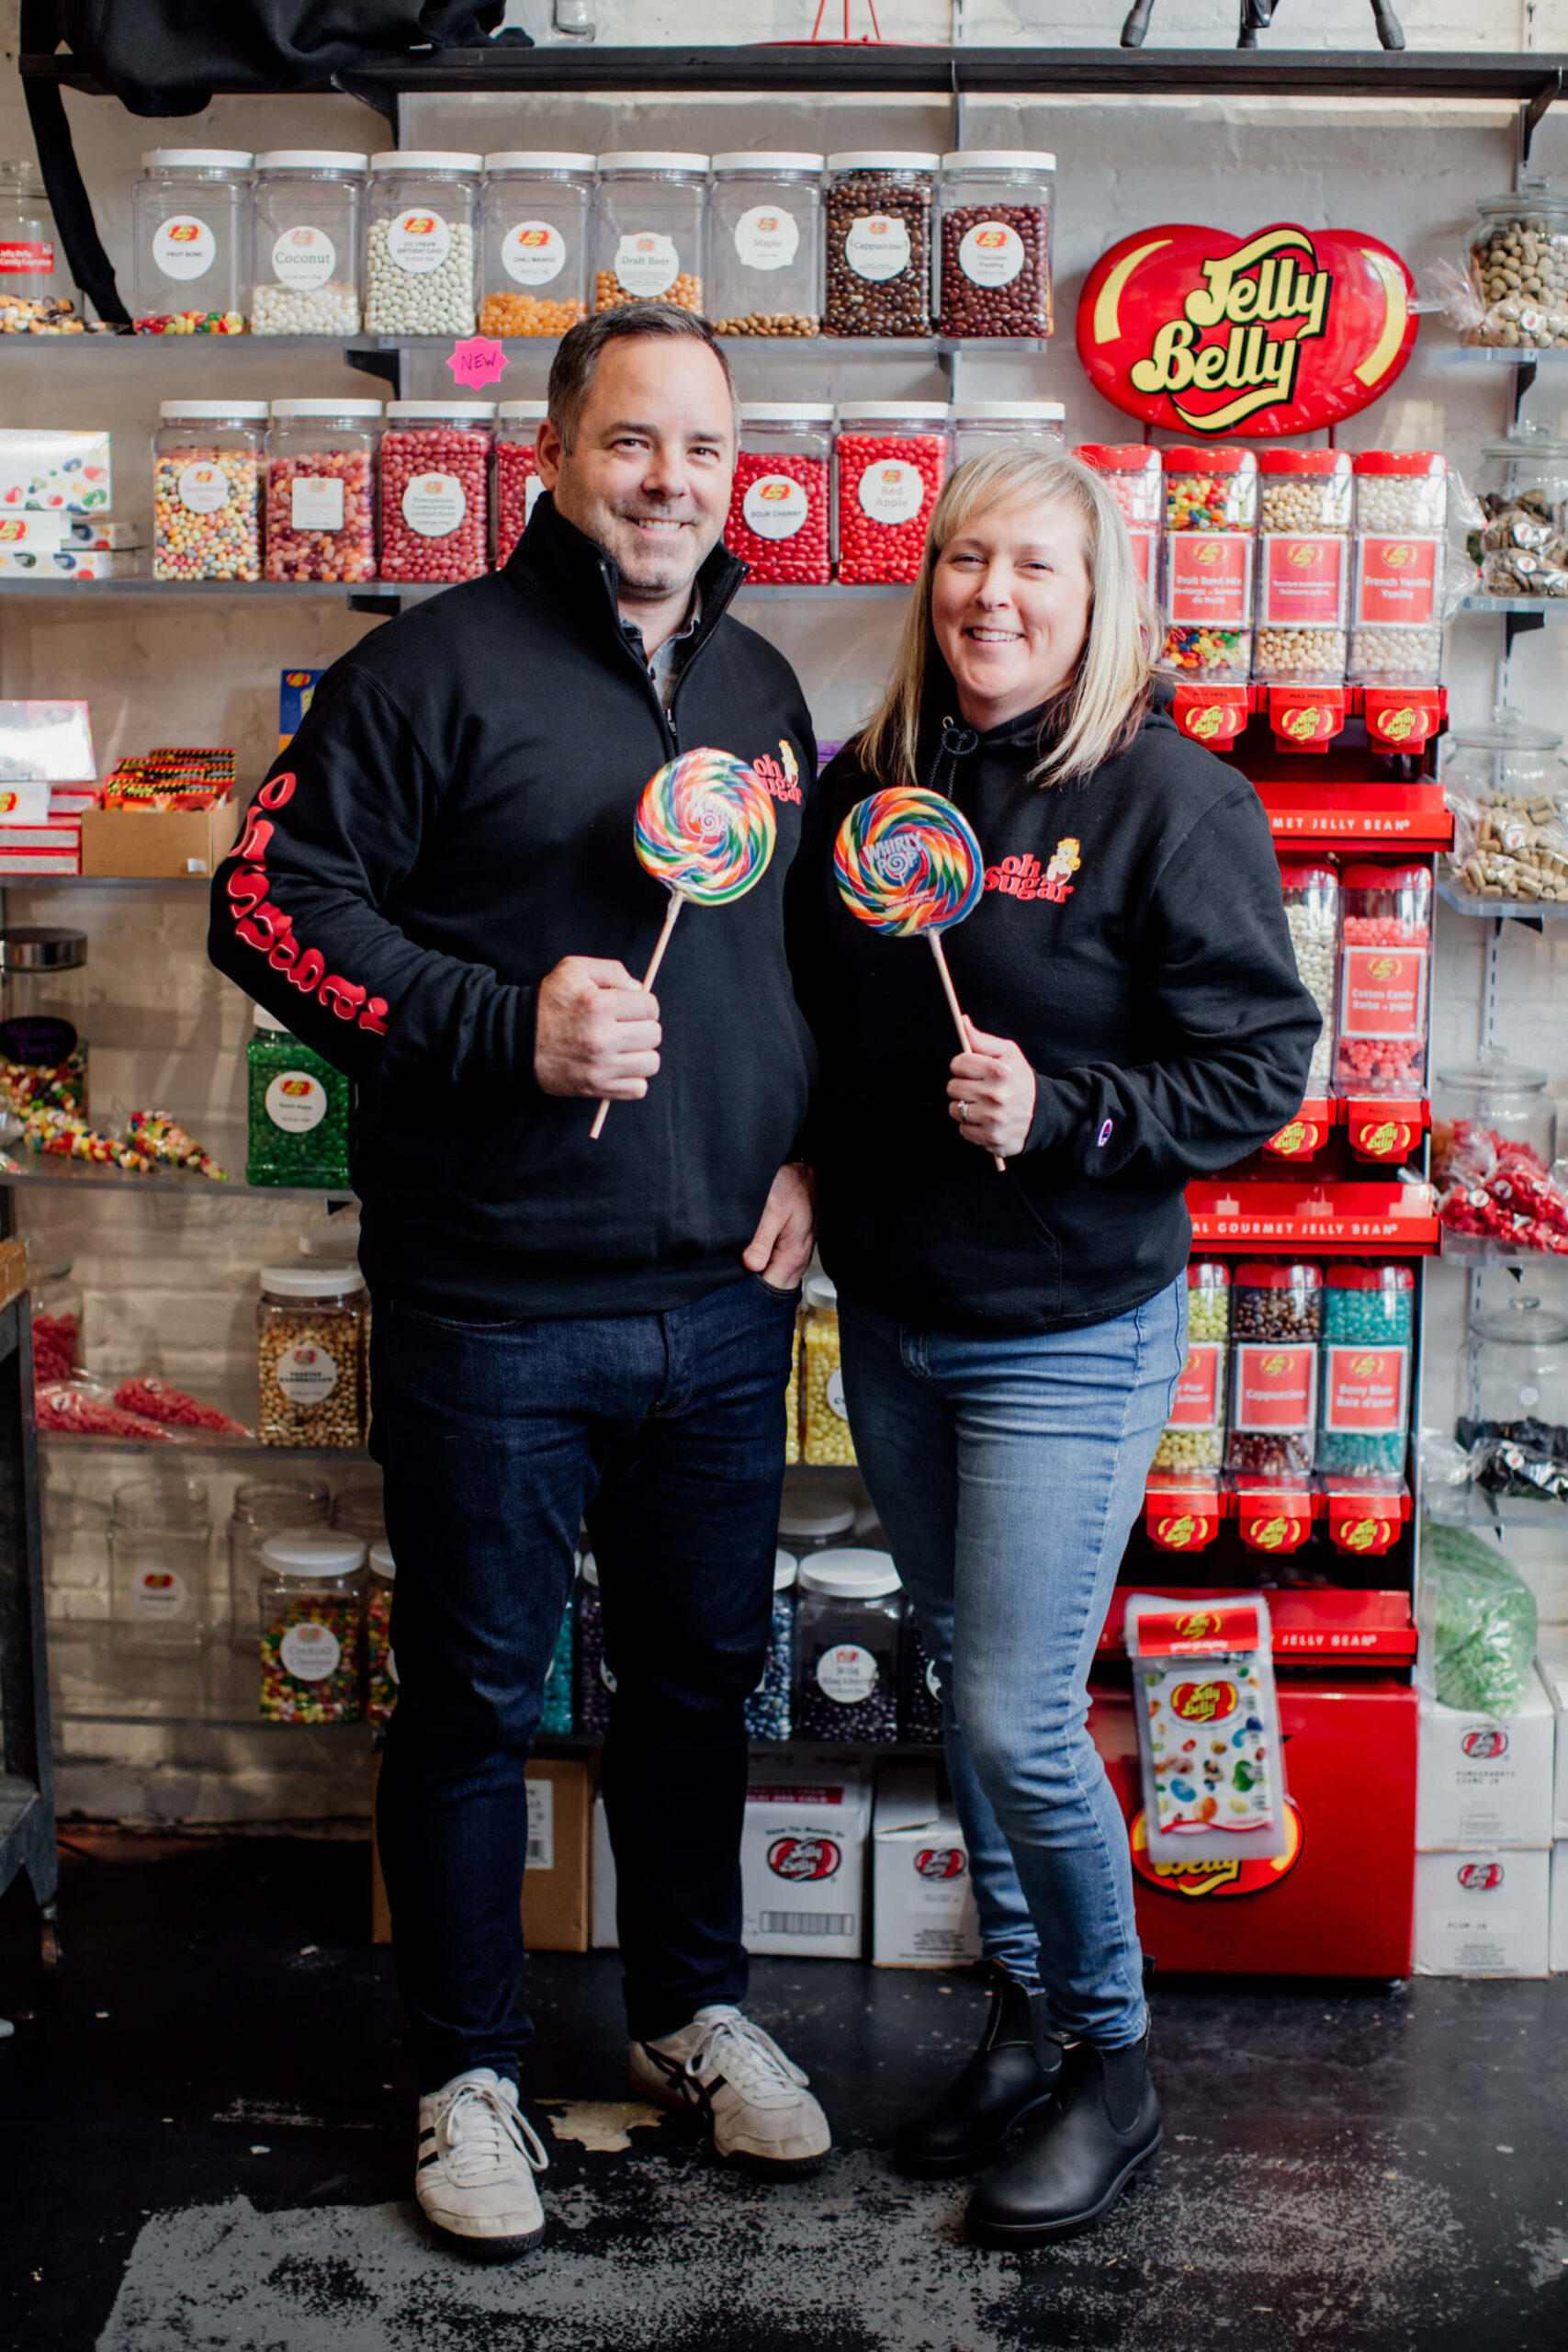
left=547, top=305, right=739, bottom=454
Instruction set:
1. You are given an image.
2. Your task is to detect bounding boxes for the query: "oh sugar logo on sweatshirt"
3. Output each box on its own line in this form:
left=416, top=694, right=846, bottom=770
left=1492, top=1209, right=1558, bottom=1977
left=750, top=738, right=803, bottom=806
left=984, top=835, right=1081, bottom=906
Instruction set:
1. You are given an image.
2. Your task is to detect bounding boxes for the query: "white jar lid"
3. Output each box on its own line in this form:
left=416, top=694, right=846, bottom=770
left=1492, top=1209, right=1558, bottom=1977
left=385, top=401, right=497, bottom=420
left=597, top=151, right=710, bottom=175
left=827, top=152, right=941, bottom=173
left=496, top=400, right=549, bottom=421
left=798, top=1547, right=901, bottom=1600
left=142, top=149, right=254, bottom=170
left=774, top=1548, right=798, bottom=1590
left=740, top=402, right=835, bottom=424
left=254, top=151, right=368, bottom=173
left=580, top=1552, right=599, bottom=1588
left=370, top=151, right=483, bottom=174
left=941, top=150, right=1057, bottom=172
left=953, top=401, right=1066, bottom=422
left=269, top=399, right=383, bottom=419
left=260, top=1531, right=367, bottom=1577
left=804, top=1272, right=839, bottom=1309
left=252, top=1001, right=292, bottom=1031
left=369, top=1539, right=396, bottom=1578
left=712, top=152, right=825, bottom=175
left=159, top=401, right=270, bottom=421
left=835, top=401, right=950, bottom=423
left=483, top=151, right=596, bottom=174
left=259, top=1262, right=367, bottom=1298
left=777, top=1492, right=855, bottom=1542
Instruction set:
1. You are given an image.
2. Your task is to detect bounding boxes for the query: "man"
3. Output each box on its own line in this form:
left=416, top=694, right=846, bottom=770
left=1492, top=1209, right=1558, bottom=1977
left=209, top=305, right=829, bottom=2260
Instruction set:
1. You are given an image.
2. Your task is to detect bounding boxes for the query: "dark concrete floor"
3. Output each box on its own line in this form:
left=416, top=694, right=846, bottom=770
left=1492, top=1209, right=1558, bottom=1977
left=0, top=1837, right=1564, bottom=2352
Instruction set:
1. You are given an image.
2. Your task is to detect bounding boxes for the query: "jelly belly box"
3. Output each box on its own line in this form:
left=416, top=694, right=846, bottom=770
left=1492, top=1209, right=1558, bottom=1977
left=872, top=1765, right=981, bottom=1968
left=0, top=427, right=111, bottom=513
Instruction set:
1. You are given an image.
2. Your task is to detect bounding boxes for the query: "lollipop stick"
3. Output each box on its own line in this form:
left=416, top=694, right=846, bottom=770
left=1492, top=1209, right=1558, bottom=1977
left=589, top=891, right=684, bottom=1141
left=930, top=933, right=1006, bottom=1173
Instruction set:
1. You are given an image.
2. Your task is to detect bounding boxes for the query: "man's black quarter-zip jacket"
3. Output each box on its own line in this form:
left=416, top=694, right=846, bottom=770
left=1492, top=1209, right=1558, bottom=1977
left=208, top=496, right=820, bottom=1320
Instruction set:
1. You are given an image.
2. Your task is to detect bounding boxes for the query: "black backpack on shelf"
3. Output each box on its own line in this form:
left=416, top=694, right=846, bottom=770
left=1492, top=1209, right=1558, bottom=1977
left=17, top=0, right=529, bottom=325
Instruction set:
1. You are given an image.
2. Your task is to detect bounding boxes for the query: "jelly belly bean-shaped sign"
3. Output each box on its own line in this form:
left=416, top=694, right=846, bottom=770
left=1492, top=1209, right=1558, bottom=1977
left=1077, top=222, right=1416, bottom=437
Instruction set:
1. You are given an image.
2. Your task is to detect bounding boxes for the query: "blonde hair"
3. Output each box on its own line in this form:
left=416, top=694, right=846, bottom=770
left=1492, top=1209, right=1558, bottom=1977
left=852, top=446, right=1157, bottom=791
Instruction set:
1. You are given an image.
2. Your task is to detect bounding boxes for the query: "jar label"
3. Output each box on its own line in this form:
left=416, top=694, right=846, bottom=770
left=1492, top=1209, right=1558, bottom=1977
left=152, top=216, right=216, bottom=281
left=857, top=458, right=926, bottom=526
left=1168, top=1340, right=1224, bottom=1430
left=926, top=1657, right=941, bottom=1700
left=1354, top=536, right=1439, bottom=628
left=844, top=213, right=910, bottom=282
left=265, top=1069, right=329, bottom=1133
left=525, top=472, right=546, bottom=524
left=1323, top=1343, right=1407, bottom=1432
left=274, top=1342, right=339, bottom=1406
left=825, top=1367, right=850, bottom=1419
left=1168, top=534, right=1251, bottom=627
left=958, top=220, right=1025, bottom=288
left=502, top=220, right=567, bottom=286
left=614, top=232, right=680, bottom=296
left=0, top=240, right=53, bottom=274
left=271, top=226, right=337, bottom=289
left=1338, top=945, right=1427, bottom=1040
left=734, top=203, right=800, bottom=271
left=600, top=1657, right=618, bottom=1693
left=387, top=209, right=452, bottom=273
left=401, top=471, right=467, bottom=537
left=1233, top=1341, right=1316, bottom=1431
left=1520, top=1384, right=1540, bottom=1408
left=0, top=1012, right=77, bottom=1067
left=816, top=1642, right=879, bottom=1702
left=177, top=461, right=230, bottom=515
left=742, top=473, right=810, bottom=539
left=289, top=476, right=345, bottom=532
left=281, top=1620, right=341, bottom=1680
left=1259, top=535, right=1348, bottom=627
left=133, top=1566, right=188, bottom=1619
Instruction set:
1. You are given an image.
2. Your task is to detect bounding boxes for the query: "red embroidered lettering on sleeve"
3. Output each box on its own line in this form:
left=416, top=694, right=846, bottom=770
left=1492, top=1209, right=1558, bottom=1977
left=235, top=812, right=274, bottom=865
left=223, top=767, right=389, bottom=1038
left=256, top=771, right=297, bottom=811
left=235, top=901, right=296, bottom=954
left=358, top=997, right=389, bottom=1035
left=226, top=868, right=269, bottom=912
left=288, top=946, right=326, bottom=994
left=319, top=976, right=367, bottom=1021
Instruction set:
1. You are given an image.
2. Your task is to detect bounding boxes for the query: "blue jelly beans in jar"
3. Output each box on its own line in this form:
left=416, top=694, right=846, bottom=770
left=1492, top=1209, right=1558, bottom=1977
left=1317, top=1261, right=1414, bottom=1474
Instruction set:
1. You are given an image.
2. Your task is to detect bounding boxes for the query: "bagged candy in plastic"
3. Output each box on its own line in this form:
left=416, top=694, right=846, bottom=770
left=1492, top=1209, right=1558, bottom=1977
left=1124, top=1592, right=1291, bottom=1865
left=1417, top=1518, right=1539, bottom=1713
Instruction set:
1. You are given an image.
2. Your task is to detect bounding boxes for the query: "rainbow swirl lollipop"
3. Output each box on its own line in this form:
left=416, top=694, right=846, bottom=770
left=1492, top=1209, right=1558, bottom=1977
left=635, top=748, right=777, bottom=906
left=833, top=787, right=983, bottom=937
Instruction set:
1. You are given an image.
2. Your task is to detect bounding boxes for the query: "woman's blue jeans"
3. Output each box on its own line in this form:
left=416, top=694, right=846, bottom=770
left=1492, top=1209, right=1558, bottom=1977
left=839, top=1277, right=1186, bottom=2050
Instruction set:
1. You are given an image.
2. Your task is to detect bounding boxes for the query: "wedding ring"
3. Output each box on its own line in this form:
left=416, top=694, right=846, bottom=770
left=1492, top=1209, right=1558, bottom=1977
left=958, top=1101, right=969, bottom=1123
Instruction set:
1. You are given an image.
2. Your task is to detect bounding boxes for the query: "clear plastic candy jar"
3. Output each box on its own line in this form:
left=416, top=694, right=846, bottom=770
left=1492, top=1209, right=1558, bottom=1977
left=1471, top=433, right=1568, bottom=597
left=1254, top=448, right=1350, bottom=684
left=379, top=401, right=493, bottom=584
left=951, top=401, right=1065, bottom=463
left=794, top=1550, right=904, bottom=1742
left=538, top=1572, right=574, bottom=1735
left=132, top=148, right=251, bottom=333
left=1318, top=1264, right=1414, bottom=1476
left=257, top=1531, right=366, bottom=1722
left=478, top=152, right=592, bottom=337
left=365, top=152, right=479, bottom=337
left=331, top=1482, right=385, bottom=1541
left=493, top=400, right=547, bottom=567
left=823, top=152, right=937, bottom=339
left=898, top=1612, right=944, bottom=1745
left=250, top=151, right=365, bottom=334
left=936, top=151, right=1055, bottom=339
left=256, top=1263, right=368, bottom=1449
left=109, top=1476, right=211, bottom=1651
left=1334, top=863, right=1432, bottom=1097
left=1466, top=187, right=1568, bottom=350
left=153, top=400, right=265, bottom=581
left=1349, top=451, right=1447, bottom=684
left=1279, top=862, right=1338, bottom=1091
left=0, top=159, right=75, bottom=313
left=777, top=1487, right=856, bottom=1555
left=28, top=1255, right=83, bottom=1385
left=801, top=1272, right=854, bottom=1464
left=0, top=924, right=88, bottom=1116
left=1160, top=445, right=1257, bottom=679
left=744, top=1550, right=797, bottom=1741
left=366, top=1538, right=398, bottom=1721
left=1155, top=1260, right=1231, bottom=1471
left=245, top=1003, right=352, bottom=1188
left=265, top=400, right=380, bottom=582
left=227, top=1474, right=330, bottom=1652
left=709, top=153, right=822, bottom=338
left=1077, top=443, right=1161, bottom=591
left=726, top=403, right=831, bottom=584
left=1227, top=1262, right=1321, bottom=1475
left=834, top=401, right=949, bottom=584
left=1432, top=1057, right=1558, bottom=1192
left=593, top=152, right=707, bottom=314
left=1456, top=1295, right=1568, bottom=1496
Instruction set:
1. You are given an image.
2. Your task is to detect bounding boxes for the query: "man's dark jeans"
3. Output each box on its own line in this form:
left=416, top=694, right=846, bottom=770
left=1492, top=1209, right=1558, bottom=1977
left=371, top=1274, right=798, bottom=2091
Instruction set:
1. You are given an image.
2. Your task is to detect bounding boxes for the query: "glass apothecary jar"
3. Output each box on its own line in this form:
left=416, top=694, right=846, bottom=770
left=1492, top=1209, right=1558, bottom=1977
left=1432, top=1057, right=1558, bottom=1190
left=937, top=151, right=1054, bottom=339
left=1279, top=863, right=1338, bottom=1091
left=1349, top=451, right=1447, bottom=684
left=265, top=400, right=380, bottom=583
left=1254, top=447, right=1350, bottom=684
left=951, top=401, right=1065, bottom=462
left=28, top=1254, right=83, bottom=1385
left=1465, top=186, right=1568, bottom=350
left=800, top=1272, right=854, bottom=1464
left=744, top=1550, right=797, bottom=1741
left=227, top=1475, right=331, bottom=1652
left=727, top=403, right=831, bottom=584
left=834, top=401, right=949, bottom=584
left=823, top=152, right=937, bottom=338
left=109, top=1476, right=211, bottom=1651
left=379, top=401, right=493, bottom=585
left=1456, top=1295, right=1568, bottom=1472
left=153, top=400, right=265, bottom=582
left=1334, top=863, right=1432, bottom=1097
left=592, top=152, right=707, bottom=314
left=0, top=159, right=74, bottom=312
left=250, top=151, right=365, bottom=334
left=1471, top=434, right=1568, bottom=596
left=132, top=150, right=251, bottom=333
left=257, top=1531, right=366, bottom=1721
left=1077, top=443, right=1161, bottom=591
left=367, top=1538, right=398, bottom=1722
left=246, top=1003, right=352, bottom=1187
left=365, top=151, right=480, bottom=337
left=1160, top=445, right=1257, bottom=681
left=479, top=152, right=592, bottom=338
left=777, top=1486, right=856, bottom=1555
left=1154, top=1260, right=1230, bottom=1472
left=0, top=924, right=88, bottom=1116
left=709, top=153, right=822, bottom=337
left=493, top=400, right=547, bottom=567
left=1227, top=1263, right=1322, bottom=1475
left=794, top=1550, right=904, bottom=1742
left=1442, top=707, right=1568, bottom=817
left=256, top=1263, right=368, bottom=1449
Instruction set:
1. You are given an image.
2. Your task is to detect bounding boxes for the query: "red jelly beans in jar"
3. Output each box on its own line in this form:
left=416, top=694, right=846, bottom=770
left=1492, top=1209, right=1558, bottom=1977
left=379, top=400, right=494, bottom=585
left=265, top=399, right=381, bottom=582
left=492, top=400, right=546, bottom=568
left=726, top=402, right=832, bottom=585
left=834, top=402, right=949, bottom=584
left=1077, top=443, right=1161, bottom=594
left=1334, top=862, right=1433, bottom=1095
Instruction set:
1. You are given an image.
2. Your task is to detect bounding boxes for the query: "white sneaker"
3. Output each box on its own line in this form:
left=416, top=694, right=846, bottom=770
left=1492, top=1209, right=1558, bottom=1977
left=415, top=2067, right=548, bottom=2258
left=630, top=2004, right=833, bottom=2177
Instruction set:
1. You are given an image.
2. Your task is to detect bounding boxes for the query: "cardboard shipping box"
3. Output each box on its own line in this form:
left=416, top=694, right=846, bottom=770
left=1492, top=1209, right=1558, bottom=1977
left=872, top=1765, right=981, bottom=1968
left=80, top=797, right=240, bottom=879
left=1413, top=1848, right=1551, bottom=1978
left=1536, top=1631, right=1568, bottom=1840
left=1416, top=1669, right=1556, bottom=1851
left=1552, top=1842, right=1568, bottom=1973
left=373, top=1757, right=591, bottom=1953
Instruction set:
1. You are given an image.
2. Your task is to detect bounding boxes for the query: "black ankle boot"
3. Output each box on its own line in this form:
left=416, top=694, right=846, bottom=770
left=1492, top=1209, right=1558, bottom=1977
left=892, top=1969, right=1063, bottom=2180
left=965, top=2028, right=1160, bottom=2245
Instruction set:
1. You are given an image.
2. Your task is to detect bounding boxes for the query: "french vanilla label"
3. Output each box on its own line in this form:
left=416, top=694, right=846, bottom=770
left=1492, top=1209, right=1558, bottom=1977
left=1168, top=533, right=1252, bottom=628
left=387, top=209, right=451, bottom=273
left=845, top=213, right=910, bottom=281
left=401, top=471, right=467, bottom=537
left=265, top=1069, right=329, bottom=1132
left=857, top=458, right=926, bottom=526
left=289, top=477, right=344, bottom=532
left=1354, top=536, right=1439, bottom=628
left=132, top=1567, right=188, bottom=1619
left=152, top=216, right=216, bottom=281
left=177, top=462, right=230, bottom=514
left=816, top=1642, right=879, bottom=1703
left=281, top=1621, right=341, bottom=1679
left=614, top=232, right=679, bottom=296
left=275, top=1342, right=338, bottom=1407
left=958, top=220, right=1025, bottom=288
left=0, top=240, right=53, bottom=275
left=502, top=220, right=567, bottom=286
left=271, top=226, right=336, bottom=288
left=734, top=204, right=800, bottom=271
left=742, top=474, right=809, bottom=539
left=1233, top=1341, right=1316, bottom=1431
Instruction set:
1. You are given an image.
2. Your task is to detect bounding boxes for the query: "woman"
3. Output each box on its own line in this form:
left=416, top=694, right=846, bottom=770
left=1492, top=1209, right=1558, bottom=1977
left=811, top=448, right=1318, bottom=2245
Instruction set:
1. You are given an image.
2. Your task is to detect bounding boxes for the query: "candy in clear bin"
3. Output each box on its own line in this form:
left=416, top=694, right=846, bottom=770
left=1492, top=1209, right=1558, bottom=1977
left=1124, top=1591, right=1290, bottom=1864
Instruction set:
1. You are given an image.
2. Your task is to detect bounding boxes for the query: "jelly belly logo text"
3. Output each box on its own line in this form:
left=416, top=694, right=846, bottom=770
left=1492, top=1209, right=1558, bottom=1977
left=1131, top=1801, right=1303, bottom=1896
left=1078, top=221, right=1416, bottom=437
left=1457, top=1860, right=1504, bottom=1892
left=1177, top=1611, right=1222, bottom=1642
left=750, top=741, right=802, bottom=806
left=1374, top=705, right=1417, bottom=741
left=1461, top=1728, right=1508, bottom=1760
left=402, top=216, right=437, bottom=237
left=767, top=1835, right=841, bottom=1883
left=985, top=837, right=1080, bottom=905
left=1170, top=1679, right=1238, bottom=1724
left=1154, top=1514, right=1201, bottom=1548
left=915, top=1848, right=966, bottom=1881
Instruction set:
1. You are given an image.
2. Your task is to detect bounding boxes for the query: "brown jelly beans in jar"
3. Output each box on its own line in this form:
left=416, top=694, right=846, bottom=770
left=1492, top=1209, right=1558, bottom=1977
left=1334, top=863, right=1432, bottom=1096
left=824, top=153, right=937, bottom=338
left=1226, top=1262, right=1322, bottom=1475
left=1077, top=444, right=1162, bottom=594
left=937, top=151, right=1055, bottom=338
left=727, top=403, right=831, bottom=584
left=379, top=400, right=493, bottom=584
left=834, top=402, right=949, bottom=583
left=709, top=153, right=823, bottom=337
left=265, top=399, right=381, bottom=582
left=493, top=400, right=546, bottom=567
